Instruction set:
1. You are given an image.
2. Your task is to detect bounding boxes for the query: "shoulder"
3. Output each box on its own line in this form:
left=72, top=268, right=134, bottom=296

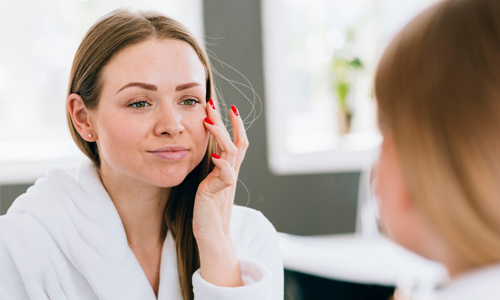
left=433, top=264, right=500, bottom=300
left=231, top=205, right=268, bottom=221
left=231, top=205, right=277, bottom=234
left=0, top=215, right=32, bottom=299
left=230, top=206, right=280, bottom=254
left=0, top=213, right=46, bottom=278
left=0, top=212, right=39, bottom=237
left=0, top=213, right=46, bottom=252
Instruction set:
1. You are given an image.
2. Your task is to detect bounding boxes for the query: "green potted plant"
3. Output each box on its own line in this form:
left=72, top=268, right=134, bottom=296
left=330, top=30, right=364, bottom=134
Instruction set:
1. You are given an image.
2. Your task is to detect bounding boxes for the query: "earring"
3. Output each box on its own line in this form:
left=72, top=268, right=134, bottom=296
left=88, top=133, right=92, bottom=138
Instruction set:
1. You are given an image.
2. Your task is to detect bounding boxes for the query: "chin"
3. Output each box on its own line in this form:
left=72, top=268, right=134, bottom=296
left=144, top=165, right=195, bottom=188
left=147, top=176, right=187, bottom=189
left=386, top=221, right=428, bottom=259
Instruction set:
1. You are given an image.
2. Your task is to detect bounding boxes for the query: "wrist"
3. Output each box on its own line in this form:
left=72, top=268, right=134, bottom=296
left=197, top=237, right=243, bottom=287
left=196, top=232, right=231, bottom=250
left=198, top=235, right=237, bottom=267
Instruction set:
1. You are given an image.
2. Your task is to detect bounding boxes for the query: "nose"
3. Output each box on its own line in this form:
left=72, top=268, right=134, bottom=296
left=153, top=103, right=184, bottom=137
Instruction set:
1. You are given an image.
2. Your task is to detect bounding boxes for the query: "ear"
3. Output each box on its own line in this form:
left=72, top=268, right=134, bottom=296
left=67, top=93, right=96, bottom=141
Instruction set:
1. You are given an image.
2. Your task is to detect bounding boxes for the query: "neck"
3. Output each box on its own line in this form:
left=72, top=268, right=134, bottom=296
left=99, top=163, right=170, bottom=247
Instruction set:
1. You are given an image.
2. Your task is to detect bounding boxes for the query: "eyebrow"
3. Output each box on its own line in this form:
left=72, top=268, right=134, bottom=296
left=116, top=82, right=157, bottom=94
left=116, top=82, right=203, bottom=94
left=175, top=82, right=203, bottom=91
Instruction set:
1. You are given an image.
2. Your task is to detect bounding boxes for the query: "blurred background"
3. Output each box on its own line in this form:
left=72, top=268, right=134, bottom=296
left=0, top=0, right=447, bottom=299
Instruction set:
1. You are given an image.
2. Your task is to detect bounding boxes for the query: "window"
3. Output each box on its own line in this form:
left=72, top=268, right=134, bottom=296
left=0, top=0, right=203, bottom=184
left=261, top=0, right=437, bottom=174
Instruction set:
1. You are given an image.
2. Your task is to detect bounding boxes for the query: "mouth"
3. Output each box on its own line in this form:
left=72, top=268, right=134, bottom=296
left=148, top=145, right=188, bottom=160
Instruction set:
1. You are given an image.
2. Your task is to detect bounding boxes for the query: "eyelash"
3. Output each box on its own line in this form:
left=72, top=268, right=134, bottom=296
left=128, top=99, right=151, bottom=108
left=128, top=98, right=201, bottom=108
left=180, top=98, right=201, bottom=106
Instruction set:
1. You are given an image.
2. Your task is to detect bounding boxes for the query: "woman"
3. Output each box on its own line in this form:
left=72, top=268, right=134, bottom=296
left=0, top=9, right=283, bottom=300
left=374, top=0, right=500, bottom=298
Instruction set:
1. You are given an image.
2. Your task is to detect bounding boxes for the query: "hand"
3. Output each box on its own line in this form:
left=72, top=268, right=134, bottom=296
left=193, top=99, right=249, bottom=287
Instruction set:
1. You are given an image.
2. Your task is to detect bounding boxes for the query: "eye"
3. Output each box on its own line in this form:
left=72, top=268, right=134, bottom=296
left=129, top=100, right=151, bottom=108
left=180, top=98, right=200, bottom=106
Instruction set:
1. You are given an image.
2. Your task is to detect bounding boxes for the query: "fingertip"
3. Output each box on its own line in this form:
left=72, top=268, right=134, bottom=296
left=208, top=99, right=216, bottom=110
left=231, top=105, right=239, bottom=117
left=204, top=117, right=215, bottom=125
left=210, top=153, right=224, bottom=170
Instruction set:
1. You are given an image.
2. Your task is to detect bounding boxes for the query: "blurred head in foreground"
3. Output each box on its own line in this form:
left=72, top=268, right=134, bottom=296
left=374, top=0, right=500, bottom=277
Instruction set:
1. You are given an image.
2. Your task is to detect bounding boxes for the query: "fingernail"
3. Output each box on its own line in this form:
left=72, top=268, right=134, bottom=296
left=231, top=105, right=239, bottom=116
left=204, top=117, right=214, bottom=125
left=211, top=153, right=220, bottom=159
left=208, top=99, right=216, bottom=110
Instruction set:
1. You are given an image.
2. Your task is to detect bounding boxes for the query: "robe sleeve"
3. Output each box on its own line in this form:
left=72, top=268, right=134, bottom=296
left=191, top=210, right=284, bottom=300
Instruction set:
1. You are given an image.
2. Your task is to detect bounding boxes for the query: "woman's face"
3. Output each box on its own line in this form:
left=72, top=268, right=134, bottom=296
left=374, top=133, right=419, bottom=250
left=374, top=132, right=452, bottom=262
left=89, top=38, right=209, bottom=188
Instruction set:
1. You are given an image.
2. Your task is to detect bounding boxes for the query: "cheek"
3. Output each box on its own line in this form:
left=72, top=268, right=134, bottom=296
left=184, top=111, right=209, bottom=159
left=375, top=146, right=405, bottom=232
left=189, top=118, right=210, bottom=151
left=186, top=107, right=209, bottom=140
left=375, top=151, right=414, bottom=245
left=375, top=155, right=393, bottom=224
left=95, top=110, right=152, bottom=160
left=375, top=146, right=393, bottom=206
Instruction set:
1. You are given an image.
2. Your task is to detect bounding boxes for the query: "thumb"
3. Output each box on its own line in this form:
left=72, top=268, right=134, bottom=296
left=197, top=157, right=236, bottom=197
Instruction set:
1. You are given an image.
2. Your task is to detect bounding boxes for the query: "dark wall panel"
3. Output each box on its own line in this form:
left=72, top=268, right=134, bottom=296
left=203, top=0, right=360, bottom=235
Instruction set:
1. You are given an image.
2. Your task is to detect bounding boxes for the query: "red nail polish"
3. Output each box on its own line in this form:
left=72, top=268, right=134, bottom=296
left=204, top=117, right=214, bottom=125
left=208, top=99, right=216, bottom=110
left=211, top=153, right=220, bottom=159
left=231, top=105, right=239, bottom=116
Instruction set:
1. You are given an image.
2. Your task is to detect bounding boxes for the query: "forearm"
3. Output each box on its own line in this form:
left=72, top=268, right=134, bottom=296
left=198, top=237, right=243, bottom=287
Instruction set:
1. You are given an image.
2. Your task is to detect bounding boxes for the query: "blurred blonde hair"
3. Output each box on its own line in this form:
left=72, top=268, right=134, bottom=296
left=66, top=9, right=217, bottom=300
left=375, top=0, right=500, bottom=267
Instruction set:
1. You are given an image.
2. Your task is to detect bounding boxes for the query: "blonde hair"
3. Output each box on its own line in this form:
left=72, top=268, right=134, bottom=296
left=66, top=9, right=217, bottom=299
left=375, top=0, right=500, bottom=267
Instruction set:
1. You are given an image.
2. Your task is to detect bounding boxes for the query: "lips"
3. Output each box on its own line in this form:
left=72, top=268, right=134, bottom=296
left=149, top=145, right=188, bottom=160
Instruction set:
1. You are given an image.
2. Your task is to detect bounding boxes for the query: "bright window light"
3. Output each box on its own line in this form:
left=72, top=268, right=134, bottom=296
left=0, top=0, right=203, bottom=184
left=262, top=0, right=437, bottom=174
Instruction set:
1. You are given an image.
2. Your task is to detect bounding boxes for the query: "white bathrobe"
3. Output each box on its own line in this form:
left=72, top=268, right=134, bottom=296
left=430, top=263, right=500, bottom=300
left=0, top=160, right=284, bottom=300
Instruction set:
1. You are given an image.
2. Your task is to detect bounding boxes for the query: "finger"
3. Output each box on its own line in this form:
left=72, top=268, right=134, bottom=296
left=206, top=99, right=232, bottom=154
left=229, top=105, right=249, bottom=170
left=211, top=155, right=237, bottom=217
left=200, top=154, right=236, bottom=196
left=205, top=99, right=227, bottom=131
left=204, top=116, right=238, bottom=167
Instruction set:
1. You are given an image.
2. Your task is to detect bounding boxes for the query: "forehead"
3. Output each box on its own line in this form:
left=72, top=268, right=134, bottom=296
left=101, top=38, right=206, bottom=91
